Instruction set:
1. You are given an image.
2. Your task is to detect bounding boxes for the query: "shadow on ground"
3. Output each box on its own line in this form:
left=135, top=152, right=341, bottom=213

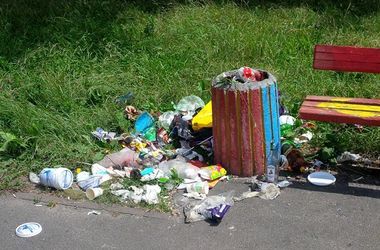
left=285, top=167, right=380, bottom=199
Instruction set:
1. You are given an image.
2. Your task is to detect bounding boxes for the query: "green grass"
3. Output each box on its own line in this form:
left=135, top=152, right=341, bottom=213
left=0, top=0, right=379, bottom=190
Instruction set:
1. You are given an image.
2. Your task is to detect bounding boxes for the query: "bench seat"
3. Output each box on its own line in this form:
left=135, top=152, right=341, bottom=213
left=299, top=95, right=380, bottom=126
left=299, top=45, right=380, bottom=126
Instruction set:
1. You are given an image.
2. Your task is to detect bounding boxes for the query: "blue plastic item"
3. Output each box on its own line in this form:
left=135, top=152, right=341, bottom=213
left=135, top=112, right=155, bottom=134
left=140, top=167, right=154, bottom=176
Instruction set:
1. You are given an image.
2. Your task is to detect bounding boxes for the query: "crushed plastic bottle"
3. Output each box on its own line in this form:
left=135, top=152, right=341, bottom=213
left=158, top=157, right=200, bottom=180
left=97, top=148, right=139, bottom=169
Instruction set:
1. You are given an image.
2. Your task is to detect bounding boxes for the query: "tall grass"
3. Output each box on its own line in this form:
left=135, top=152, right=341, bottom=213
left=0, top=0, right=379, bottom=189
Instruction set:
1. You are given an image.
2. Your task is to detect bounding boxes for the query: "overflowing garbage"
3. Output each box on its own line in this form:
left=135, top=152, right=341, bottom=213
left=28, top=66, right=377, bottom=224
left=29, top=92, right=230, bottom=222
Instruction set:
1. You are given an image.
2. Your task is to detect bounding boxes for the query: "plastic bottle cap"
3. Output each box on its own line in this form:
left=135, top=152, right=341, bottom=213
left=15, top=222, right=42, bottom=237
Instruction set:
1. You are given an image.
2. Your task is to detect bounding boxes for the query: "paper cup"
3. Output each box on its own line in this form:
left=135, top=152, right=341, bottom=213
left=86, top=187, right=104, bottom=200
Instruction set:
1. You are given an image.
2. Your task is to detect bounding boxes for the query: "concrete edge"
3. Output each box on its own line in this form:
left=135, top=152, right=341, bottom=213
left=5, top=192, right=181, bottom=222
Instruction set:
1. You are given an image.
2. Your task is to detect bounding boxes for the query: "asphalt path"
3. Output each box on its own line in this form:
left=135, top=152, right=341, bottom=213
left=1, top=178, right=380, bottom=250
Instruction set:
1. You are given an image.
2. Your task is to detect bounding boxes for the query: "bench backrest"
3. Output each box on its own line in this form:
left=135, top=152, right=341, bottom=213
left=313, top=45, right=380, bottom=73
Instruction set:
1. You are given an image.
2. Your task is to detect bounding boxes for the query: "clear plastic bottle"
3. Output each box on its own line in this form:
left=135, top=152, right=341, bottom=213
left=267, top=142, right=280, bottom=183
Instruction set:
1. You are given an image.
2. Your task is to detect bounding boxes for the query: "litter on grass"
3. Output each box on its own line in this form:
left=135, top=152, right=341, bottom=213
left=26, top=66, right=366, bottom=225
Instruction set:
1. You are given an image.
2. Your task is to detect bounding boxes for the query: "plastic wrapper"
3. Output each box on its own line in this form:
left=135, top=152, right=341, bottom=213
left=234, top=182, right=280, bottom=201
left=184, top=191, right=234, bottom=223
left=337, top=151, right=361, bottom=163
left=198, top=165, right=227, bottom=180
left=170, top=115, right=194, bottom=140
left=175, top=95, right=205, bottom=118
left=135, top=112, right=155, bottom=133
left=158, top=111, right=177, bottom=131
left=91, top=127, right=117, bottom=141
left=140, top=169, right=165, bottom=182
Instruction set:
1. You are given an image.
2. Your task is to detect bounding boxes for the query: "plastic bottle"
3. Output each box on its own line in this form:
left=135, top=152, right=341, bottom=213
left=267, top=142, right=279, bottom=183
left=158, top=157, right=199, bottom=180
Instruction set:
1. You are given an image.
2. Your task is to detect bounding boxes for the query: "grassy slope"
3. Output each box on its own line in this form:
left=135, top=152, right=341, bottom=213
left=0, top=0, right=379, bottom=189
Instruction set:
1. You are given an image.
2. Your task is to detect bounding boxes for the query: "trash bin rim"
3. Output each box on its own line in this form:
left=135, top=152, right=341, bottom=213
left=212, top=68, right=277, bottom=91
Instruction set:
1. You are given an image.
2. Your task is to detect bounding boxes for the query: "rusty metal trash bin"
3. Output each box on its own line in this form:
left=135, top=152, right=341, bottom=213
left=211, top=67, right=281, bottom=177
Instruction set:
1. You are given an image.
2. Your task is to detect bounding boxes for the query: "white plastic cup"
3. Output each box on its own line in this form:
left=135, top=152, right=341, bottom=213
left=186, top=182, right=209, bottom=194
left=39, top=168, right=73, bottom=190
left=86, top=187, right=104, bottom=200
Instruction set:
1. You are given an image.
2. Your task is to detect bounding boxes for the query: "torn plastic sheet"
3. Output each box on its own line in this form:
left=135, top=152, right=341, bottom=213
left=174, top=95, right=205, bottom=118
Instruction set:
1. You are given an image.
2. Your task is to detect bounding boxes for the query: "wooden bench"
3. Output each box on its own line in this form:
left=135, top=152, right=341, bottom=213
left=299, top=45, right=380, bottom=126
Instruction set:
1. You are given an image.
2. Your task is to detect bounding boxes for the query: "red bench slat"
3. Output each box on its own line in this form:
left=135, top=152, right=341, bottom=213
left=313, top=45, right=380, bottom=73
left=314, top=52, right=380, bottom=64
left=299, top=105, right=380, bottom=126
left=299, top=95, right=380, bottom=126
left=315, top=45, right=380, bottom=56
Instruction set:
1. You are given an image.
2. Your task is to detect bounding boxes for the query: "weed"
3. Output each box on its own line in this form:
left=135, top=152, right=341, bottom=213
left=47, top=200, right=57, bottom=208
left=33, top=196, right=41, bottom=204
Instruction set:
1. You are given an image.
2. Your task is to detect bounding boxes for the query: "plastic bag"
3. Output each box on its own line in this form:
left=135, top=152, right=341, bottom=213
left=184, top=191, right=234, bottom=223
left=135, top=112, right=155, bottom=134
left=198, top=165, right=227, bottom=180
left=233, top=182, right=280, bottom=201
left=158, top=157, right=200, bottom=180
left=192, top=101, right=212, bottom=131
left=158, top=111, right=177, bottom=131
left=175, top=95, right=205, bottom=118
left=142, top=184, right=161, bottom=204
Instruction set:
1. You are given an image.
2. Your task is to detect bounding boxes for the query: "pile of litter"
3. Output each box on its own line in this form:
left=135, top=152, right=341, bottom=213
left=29, top=93, right=232, bottom=223
left=27, top=66, right=371, bottom=226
